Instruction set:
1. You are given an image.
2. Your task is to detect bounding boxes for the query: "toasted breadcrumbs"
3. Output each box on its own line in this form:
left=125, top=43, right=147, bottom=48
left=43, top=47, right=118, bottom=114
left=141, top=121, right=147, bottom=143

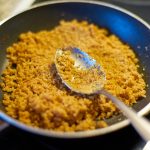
left=1, top=20, right=146, bottom=132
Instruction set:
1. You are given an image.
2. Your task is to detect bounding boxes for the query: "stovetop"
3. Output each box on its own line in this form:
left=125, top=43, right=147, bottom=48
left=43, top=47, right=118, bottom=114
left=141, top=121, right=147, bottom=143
left=0, top=1, right=150, bottom=150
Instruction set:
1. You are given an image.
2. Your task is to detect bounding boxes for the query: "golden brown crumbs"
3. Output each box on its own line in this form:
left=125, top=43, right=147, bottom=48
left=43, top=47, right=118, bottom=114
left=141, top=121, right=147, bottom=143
left=0, top=20, right=146, bottom=132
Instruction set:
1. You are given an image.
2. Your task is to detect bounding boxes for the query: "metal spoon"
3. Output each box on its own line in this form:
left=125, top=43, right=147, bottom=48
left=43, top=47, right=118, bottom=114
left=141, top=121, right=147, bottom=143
left=55, top=47, right=150, bottom=143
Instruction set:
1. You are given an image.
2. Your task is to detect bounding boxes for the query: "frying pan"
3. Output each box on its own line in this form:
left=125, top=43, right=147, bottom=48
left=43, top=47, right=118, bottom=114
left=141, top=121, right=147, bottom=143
left=0, top=1, right=150, bottom=138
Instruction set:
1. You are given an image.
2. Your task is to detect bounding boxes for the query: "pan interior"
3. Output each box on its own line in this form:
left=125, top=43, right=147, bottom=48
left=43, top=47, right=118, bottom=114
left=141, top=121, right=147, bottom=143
left=0, top=2, right=150, bottom=128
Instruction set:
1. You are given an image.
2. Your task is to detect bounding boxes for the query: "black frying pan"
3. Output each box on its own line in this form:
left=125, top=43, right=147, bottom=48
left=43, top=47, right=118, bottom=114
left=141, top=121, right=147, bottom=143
left=0, top=1, right=150, bottom=138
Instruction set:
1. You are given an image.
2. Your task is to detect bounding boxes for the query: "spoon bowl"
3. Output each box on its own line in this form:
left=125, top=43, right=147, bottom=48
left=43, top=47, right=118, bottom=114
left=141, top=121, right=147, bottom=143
left=55, top=47, right=106, bottom=94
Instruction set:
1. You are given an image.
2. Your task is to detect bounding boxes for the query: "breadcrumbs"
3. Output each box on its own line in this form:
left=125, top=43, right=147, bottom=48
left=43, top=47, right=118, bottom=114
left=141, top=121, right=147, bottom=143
left=0, top=20, right=146, bottom=132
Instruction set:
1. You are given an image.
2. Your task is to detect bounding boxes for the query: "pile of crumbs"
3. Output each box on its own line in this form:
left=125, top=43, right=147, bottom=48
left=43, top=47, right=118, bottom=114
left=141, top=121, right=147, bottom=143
left=0, top=20, right=146, bottom=132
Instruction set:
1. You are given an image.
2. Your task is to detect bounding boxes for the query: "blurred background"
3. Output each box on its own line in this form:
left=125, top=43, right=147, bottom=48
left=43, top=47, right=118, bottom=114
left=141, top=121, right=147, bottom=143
left=0, top=0, right=35, bottom=21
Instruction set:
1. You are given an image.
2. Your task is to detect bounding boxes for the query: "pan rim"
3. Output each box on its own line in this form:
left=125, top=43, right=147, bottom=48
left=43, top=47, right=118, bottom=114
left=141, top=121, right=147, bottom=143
left=0, top=0, right=150, bottom=138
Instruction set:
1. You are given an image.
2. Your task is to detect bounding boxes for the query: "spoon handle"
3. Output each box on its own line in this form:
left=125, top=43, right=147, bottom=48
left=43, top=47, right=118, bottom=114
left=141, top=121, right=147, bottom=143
left=100, top=89, right=150, bottom=142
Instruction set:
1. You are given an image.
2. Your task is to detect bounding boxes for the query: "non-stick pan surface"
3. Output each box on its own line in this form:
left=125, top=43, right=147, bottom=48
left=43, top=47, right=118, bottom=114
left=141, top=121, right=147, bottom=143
left=0, top=1, right=150, bottom=138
